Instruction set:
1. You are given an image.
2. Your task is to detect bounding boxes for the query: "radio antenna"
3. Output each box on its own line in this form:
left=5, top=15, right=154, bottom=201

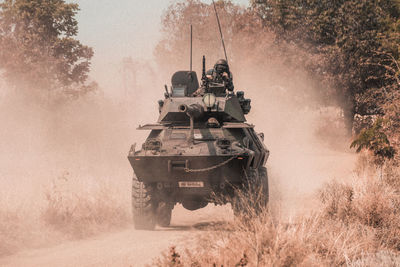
left=190, top=24, right=193, bottom=72
left=212, top=0, right=228, bottom=63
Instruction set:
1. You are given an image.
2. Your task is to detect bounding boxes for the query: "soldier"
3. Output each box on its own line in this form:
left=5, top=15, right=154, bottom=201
left=192, top=59, right=234, bottom=96
left=208, top=59, right=234, bottom=92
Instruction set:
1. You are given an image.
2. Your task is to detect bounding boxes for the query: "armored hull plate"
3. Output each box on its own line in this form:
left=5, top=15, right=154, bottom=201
left=128, top=155, right=248, bottom=184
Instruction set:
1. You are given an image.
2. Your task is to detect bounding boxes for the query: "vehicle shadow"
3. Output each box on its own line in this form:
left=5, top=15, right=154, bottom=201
left=157, top=220, right=232, bottom=232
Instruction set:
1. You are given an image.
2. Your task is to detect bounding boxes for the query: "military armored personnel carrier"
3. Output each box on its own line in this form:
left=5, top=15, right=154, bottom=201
left=128, top=56, right=269, bottom=230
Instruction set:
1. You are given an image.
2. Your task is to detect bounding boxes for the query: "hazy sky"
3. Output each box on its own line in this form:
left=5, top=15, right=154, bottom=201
left=72, top=0, right=249, bottom=89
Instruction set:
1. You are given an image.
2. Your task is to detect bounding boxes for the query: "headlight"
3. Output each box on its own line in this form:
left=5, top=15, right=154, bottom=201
left=202, top=93, right=216, bottom=108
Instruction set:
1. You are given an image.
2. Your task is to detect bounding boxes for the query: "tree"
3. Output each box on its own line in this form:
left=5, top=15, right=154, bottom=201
left=252, top=0, right=400, bottom=134
left=0, top=0, right=96, bottom=99
left=155, top=0, right=249, bottom=73
left=158, top=0, right=400, bottom=137
left=351, top=118, right=396, bottom=166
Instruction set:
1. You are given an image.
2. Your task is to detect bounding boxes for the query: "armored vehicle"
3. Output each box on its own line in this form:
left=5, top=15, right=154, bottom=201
left=128, top=57, right=269, bottom=230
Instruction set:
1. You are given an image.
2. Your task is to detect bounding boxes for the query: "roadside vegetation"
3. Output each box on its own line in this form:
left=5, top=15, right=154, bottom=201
left=0, top=207, right=29, bottom=257
left=0, top=172, right=130, bottom=257
left=156, top=158, right=400, bottom=266
left=41, top=172, right=130, bottom=239
left=0, top=0, right=97, bottom=101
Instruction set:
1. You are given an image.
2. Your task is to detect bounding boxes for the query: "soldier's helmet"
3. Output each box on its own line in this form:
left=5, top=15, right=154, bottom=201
left=214, top=59, right=229, bottom=74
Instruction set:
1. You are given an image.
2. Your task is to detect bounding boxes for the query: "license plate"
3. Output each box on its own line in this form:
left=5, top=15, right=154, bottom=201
left=178, top=181, right=204, bottom=188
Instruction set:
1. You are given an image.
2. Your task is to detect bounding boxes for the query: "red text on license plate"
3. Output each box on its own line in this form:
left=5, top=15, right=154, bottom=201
left=178, top=181, right=204, bottom=188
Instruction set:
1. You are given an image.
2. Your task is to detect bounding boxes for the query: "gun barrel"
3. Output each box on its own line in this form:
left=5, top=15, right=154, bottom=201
left=178, top=104, right=204, bottom=144
left=178, top=104, right=204, bottom=118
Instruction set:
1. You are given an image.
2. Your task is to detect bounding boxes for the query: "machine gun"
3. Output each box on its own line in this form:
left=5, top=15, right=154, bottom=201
left=201, top=56, right=209, bottom=93
left=215, top=71, right=234, bottom=93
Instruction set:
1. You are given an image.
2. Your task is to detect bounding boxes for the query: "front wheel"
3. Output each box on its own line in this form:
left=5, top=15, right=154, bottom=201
left=232, top=167, right=269, bottom=216
left=156, top=202, right=173, bottom=227
left=132, top=175, right=156, bottom=230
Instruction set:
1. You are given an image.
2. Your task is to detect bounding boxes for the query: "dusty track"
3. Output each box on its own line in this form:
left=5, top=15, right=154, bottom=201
left=0, top=205, right=233, bottom=267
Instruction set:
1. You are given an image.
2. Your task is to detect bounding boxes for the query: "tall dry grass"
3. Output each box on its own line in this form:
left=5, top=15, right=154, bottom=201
left=0, top=172, right=130, bottom=256
left=41, top=172, right=130, bottom=238
left=156, top=158, right=400, bottom=266
left=0, top=208, right=29, bottom=257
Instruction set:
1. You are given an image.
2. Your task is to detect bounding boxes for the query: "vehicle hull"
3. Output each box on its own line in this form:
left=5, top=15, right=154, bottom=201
left=128, top=154, right=248, bottom=185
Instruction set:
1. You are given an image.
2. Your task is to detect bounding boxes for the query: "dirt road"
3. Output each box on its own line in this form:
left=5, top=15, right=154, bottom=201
left=0, top=205, right=233, bottom=267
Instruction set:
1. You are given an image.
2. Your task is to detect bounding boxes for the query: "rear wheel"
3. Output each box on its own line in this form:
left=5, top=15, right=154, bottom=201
left=232, top=167, right=269, bottom=216
left=257, top=166, right=269, bottom=208
left=132, top=175, right=156, bottom=230
left=156, top=202, right=173, bottom=227
left=232, top=168, right=257, bottom=216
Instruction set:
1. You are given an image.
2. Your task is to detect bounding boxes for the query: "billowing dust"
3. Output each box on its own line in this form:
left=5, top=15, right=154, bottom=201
left=0, top=16, right=355, bottom=265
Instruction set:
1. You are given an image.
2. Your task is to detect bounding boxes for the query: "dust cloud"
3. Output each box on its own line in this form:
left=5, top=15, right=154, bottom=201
left=0, top=78, right=156, bottom=255
left=233, top=64, right=357, bottom=216
left=248, top=85, right=356, bottom=216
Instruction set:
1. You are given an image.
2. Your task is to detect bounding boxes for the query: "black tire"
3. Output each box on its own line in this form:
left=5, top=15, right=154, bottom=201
left=232, top=168, right=258, bottom=216
left=132, top=175, right=156, bottom=230
left=257, top=166, right=269, bottom=207
left=156, top=202, right=173, bottom=227
left=232, top=167, right=269, bottom=216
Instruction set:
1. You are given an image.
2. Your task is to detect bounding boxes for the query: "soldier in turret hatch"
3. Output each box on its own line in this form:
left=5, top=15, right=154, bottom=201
left=192, top=59, right=234, bottom=96
left=207, top=59, right=234, bottom=92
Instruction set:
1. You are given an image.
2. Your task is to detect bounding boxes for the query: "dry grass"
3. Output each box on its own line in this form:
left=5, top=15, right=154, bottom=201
left=351, top=250, right=400, bottom=267
left=156, top=160, right=400, bottom=266
left=0, top=208, right=29, bottom=257
left=0, top=172, right=131, bottom=257
left=41, top=173, right=130, bottom=238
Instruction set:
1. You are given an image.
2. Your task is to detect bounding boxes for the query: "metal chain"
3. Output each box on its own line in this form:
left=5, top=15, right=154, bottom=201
left=184, top=154, right=240, bottom=173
